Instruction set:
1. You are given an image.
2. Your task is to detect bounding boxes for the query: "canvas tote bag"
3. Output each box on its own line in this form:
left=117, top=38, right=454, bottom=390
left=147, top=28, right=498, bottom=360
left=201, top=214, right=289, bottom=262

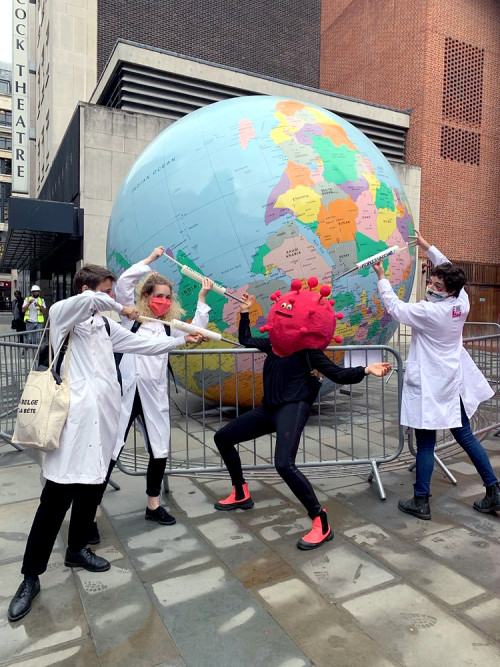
left=12, top=322, right=73, bottom=451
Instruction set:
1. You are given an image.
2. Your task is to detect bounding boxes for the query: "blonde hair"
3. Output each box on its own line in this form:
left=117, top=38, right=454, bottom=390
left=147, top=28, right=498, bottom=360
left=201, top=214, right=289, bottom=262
left=135, top=273, right=185, bottom=321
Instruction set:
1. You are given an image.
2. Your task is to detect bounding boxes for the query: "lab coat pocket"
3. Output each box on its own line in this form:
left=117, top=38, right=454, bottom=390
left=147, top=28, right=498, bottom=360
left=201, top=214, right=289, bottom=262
left=404, top=360, right=421, bottom=398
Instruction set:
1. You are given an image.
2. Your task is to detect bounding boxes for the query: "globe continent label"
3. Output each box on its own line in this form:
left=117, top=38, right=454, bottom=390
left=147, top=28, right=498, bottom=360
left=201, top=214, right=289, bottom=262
left=107, top=95, right=415, bottom=406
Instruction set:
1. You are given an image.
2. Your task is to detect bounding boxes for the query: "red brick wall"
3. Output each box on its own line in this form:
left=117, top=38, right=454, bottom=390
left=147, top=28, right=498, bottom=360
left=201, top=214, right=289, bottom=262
left=320, top=0, right=500, bottom=266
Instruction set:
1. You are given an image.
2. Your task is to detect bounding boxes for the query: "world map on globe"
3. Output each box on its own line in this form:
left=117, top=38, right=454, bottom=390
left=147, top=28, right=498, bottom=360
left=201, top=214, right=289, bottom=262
left=107, top=96, right=415, bottom=406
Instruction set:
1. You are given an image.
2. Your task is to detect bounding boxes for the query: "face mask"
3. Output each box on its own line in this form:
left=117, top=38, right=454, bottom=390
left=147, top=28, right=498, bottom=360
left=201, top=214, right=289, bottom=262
left=150, top=296, right=171, bottom=317
left=425, top=288, right=450, bottom=303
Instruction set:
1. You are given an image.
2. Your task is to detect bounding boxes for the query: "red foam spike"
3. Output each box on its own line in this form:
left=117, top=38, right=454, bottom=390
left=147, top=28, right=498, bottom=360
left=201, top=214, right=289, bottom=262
left=320, top=284, right=331, bottom=297
left=300, top=327, right=308, bottom=334
left=335, top=336, right=343, bottom=343
left=307, top=276, right=319, bottom=289
left=291, top=279, right=302, bottom=292
left=329, top=299, right=335, bottom=306
left=336, top=312, right=344, bottom=320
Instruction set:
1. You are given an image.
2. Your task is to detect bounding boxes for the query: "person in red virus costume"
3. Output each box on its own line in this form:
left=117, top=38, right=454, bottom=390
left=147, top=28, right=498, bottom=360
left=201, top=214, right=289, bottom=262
left=214, top=277, right=391, bottom=550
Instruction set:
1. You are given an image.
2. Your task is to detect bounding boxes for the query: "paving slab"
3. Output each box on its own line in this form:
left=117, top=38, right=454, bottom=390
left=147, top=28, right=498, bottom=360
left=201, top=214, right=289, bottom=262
left=343, top=522, right=487, bottom=605
left=418, top=527, right=500, bottom=592
left=461, top=597, right=500, bottom=641
left=333, top=484, right=457, bottom=539
left=73, top=556, right=180, bottom=666
left=196, top=515, right=269, bottom=569
left=149, top=566, right=311, bottom=667
left=0, top=498, right=41, bottom=562
left=1, top=639, right=100, bottom=666
left=257, top=577, right=397, bottom=667
left=110, top=512, right=215, bottom=584
left=431, top=496, right=500, bottom=541
left=342, top=583, right=500, bottom=667
left=0, top=555, right=88, bottom=664
left=0, top=465, right=42, bottom=506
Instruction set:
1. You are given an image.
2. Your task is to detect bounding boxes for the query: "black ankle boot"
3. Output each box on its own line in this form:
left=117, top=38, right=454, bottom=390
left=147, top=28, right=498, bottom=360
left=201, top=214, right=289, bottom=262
left=398, top=494, right=431, bottom=520
left=473, top=483, right=500, bottom=514
left=8, top=576, right=40, bottom=622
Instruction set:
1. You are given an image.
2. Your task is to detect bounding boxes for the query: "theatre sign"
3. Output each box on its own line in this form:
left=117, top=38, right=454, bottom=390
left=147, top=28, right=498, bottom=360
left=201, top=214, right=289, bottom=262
left=12, top=0, right=30, bottom=194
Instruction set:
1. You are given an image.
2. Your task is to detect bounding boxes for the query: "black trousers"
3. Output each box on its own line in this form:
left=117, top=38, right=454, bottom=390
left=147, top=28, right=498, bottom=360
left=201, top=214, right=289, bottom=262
left=100, top=389, right=167, bottom=502
left=214, top=401, right=322, bottom=518
left=22, top=479, right=106, bottom=576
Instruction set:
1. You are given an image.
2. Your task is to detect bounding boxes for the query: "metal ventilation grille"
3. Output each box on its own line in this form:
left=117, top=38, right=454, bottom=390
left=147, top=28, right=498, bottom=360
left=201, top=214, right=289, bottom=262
left=97, top=63, right=407, bottom=162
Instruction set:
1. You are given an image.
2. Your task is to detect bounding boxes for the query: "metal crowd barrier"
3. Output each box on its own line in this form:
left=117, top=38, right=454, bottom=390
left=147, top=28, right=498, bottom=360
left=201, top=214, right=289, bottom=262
left=116, top=344, right=404, bottom=500
left=406, top=329, right=500, bottom=482
left=2, top=326, right=499, bottom=500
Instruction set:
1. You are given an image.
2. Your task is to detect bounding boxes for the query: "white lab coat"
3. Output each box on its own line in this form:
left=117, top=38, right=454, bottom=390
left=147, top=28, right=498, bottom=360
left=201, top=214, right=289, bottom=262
left=112, top=261, right=210, bottom=459
left=43, top=290, right=187, bottom=485
left=378, top=246, right=493, bottom=430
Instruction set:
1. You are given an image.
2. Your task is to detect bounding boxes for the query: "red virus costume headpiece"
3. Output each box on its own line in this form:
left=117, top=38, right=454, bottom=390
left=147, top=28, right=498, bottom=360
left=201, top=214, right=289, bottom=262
left=259, top=277, right=343, bottom=357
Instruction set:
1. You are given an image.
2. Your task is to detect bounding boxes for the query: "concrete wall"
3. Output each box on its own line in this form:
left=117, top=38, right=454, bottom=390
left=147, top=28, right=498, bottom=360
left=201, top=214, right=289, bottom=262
left=36, top=0, right=97, bottom=193
left=80, top=105, right=173, bottom=265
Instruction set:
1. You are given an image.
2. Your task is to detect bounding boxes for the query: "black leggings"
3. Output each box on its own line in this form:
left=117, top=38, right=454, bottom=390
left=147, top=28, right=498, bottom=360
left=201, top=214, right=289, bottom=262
left=101, top=390, right=167, bottom=502
left=214, top=401, right=322, bottom=518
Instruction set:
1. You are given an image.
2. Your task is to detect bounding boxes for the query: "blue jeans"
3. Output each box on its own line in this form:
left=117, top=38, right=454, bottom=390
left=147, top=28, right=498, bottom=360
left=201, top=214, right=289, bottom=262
left=414, top=401, right=498, bottom=496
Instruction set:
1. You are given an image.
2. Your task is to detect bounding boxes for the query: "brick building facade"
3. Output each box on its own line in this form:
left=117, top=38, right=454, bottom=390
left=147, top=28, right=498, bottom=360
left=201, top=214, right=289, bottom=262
left=97, top=0, right=322, bottom=88
left=320, top=0, right=500, bottom=288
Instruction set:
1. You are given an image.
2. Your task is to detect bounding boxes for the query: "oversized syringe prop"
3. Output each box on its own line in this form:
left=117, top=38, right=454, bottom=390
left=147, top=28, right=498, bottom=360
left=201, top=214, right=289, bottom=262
left=333, top=245, right=410, bottom=281
left=137, top=316, right=242, bottom=346
left=163, top=252, right=245, bottom=304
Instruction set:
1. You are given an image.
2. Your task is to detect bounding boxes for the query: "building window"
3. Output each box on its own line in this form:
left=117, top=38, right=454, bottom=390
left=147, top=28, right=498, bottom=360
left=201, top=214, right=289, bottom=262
left=0, top=136, right=12, bottom=150
left=0, top=158, right=12, bottom=175
left=0, top=182, right=12, bottom=223
left=440, top=125, right=480, bottom=166
left=0, top=110, right=12, bottom=127
left=0, top=79, right=11, bottom=94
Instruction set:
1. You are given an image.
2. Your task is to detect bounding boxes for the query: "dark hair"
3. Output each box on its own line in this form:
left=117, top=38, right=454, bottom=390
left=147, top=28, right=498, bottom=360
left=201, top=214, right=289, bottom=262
left=73, top=264, right=117, bottom=294
left=430, top=263, right=466, bottom=297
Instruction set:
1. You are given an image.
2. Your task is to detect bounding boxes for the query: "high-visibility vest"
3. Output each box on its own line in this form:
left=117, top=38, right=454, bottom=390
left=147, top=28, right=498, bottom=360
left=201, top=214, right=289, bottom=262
left=23, top=297, right=45, bottom=323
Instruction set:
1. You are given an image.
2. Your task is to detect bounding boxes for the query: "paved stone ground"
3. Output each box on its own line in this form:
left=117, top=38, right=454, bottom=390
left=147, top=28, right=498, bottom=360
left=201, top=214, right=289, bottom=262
left=0, top=433, right=499, bottom=667
left=1, top=311, right=499, bottom=666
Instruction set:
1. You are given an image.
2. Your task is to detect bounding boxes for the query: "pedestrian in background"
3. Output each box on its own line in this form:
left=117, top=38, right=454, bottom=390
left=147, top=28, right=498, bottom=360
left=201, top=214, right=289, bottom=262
left=22, top=285, right=47, bottom=344
left=12, top=290, right=26, bottom=332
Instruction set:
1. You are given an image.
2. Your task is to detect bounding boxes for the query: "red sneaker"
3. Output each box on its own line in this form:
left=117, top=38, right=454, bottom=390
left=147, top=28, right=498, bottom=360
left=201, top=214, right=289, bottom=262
left=214, top=483, right=254, bottom=511
left=297, top=510, right=334, bottom=550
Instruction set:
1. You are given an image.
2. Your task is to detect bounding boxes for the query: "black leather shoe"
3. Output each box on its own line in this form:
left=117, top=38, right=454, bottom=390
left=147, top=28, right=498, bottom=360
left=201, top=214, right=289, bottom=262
left=8, top=576, right=40, bottom=622
left=64, top=547, right=110, bottom=572
left=145, top=506, right=176, bottom=526
left=87, top=521, right=101, bottom=545
left=398, top=495, right=431, bottom=520
left=473, top=483, right=500, bottom=513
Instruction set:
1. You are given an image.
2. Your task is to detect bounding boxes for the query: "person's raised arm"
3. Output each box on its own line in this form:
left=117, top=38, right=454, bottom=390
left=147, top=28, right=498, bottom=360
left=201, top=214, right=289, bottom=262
left=409, top=228, right=449, bottom=266
left=373, top=260, right=432, bottom=331
left=108, top=316, right=204, bottom=354
left=115, top=246, right=165, bottom=307
left=49, top=290, right=125, bottom=344
left=238, top=294, right=272, bottom=352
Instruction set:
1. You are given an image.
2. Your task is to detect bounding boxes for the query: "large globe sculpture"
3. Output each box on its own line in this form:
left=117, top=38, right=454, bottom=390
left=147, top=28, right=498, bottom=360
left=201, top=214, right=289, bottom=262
left=107, top=96, right=416, bottom=406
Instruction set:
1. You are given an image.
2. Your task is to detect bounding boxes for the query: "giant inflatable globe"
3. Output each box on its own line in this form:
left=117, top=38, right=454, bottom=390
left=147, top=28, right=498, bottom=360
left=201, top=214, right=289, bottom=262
left=107, top=96, right=415, bottom=405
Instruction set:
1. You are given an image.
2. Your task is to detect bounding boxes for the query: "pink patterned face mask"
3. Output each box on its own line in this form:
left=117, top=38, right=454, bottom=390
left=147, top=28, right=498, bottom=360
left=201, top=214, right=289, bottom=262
left=150, top=296, right=172, bottom=317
